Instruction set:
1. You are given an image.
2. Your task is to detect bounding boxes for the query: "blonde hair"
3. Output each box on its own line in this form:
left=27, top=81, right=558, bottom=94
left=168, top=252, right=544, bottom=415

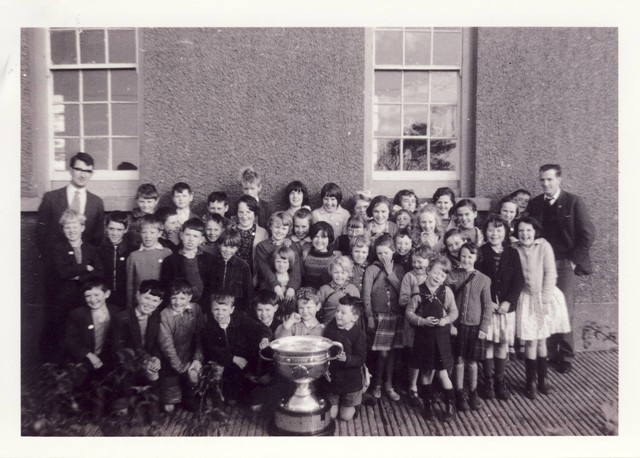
left=59, top=209, right=86, bottom=226
left=328, top=255, right=354, bottom=279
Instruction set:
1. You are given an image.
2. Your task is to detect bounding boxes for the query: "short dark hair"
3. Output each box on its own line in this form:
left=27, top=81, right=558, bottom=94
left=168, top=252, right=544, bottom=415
left=255, top=289, right=279, bottom=307
left=482, top=214, right=511, bottom=244
left=284, top=180, right=310, bottom=207
left=172, top=182, right=192, bottom=194
left=218, top=227, right=241, bottom=247
left=208, top=191, right=228, bottom=205
left=320, top=182, right=343, bottom=205
left=155, top=206, right=177, bottom=224
left=432, top=187, right=456, bottom=206
left=210, top=290, right=236, bottom=306
left=373, top=233, right=395, bottom=252
left=338, top=294, right=364, bottom=318
left=80, top=276, right=108, bottom=293
left=460, top=241, right=481, bottom=263
left=367, top=195, right=391, bottom=218
left=393, top=189, right=418, bottom=207
left=236, top=194, right=260, bottom=216
left=168, top=278, right=194, bottom=297
left=69, top=152, right=95, bottom=168
left=182, top=217, right=205, bottom=235
left=293, top=207, right=312, bottom=222
left=309, top=221, right=335, bottom=244
left=453, top=198, right=477, bottom=213
left=393, top=228, right=413, bottom=242
left=539, top=164, right=562, bottom=177
left=205, top=213, right=226, bottom=227
left=106, top=210, right=129, bottom=229
left=140, top=213, right=163, bottom=230
left=514, top=216, right=543, bottom=239
left=510, top=188, right=531, bottom=198
left=138, top=279, right=164, bottom=298
left=136, top=183, right=159, bottom=200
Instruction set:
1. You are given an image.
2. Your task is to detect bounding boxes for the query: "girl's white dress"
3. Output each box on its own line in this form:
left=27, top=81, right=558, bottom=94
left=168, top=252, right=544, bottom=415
left=514, top=238, right=571, bottom=340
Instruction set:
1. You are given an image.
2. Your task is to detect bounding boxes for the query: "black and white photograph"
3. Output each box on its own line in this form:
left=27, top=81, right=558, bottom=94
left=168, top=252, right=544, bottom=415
left=4, top=0, right=637, bottom=457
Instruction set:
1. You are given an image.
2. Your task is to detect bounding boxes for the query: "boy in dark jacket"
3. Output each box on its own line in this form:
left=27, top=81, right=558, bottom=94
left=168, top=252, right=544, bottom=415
left=99, top=211, right=134, bottom=309
left=322, top=294, right=367, bottom=421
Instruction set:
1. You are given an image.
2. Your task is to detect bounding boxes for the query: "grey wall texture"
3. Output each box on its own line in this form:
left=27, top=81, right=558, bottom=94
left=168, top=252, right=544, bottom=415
left=141, top=28, right=366, bottom=213
left=475, top=27, right=618, bottom=307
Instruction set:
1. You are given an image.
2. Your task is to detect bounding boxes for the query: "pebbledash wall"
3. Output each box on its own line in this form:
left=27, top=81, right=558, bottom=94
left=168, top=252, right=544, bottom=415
left=21, top=28, right=618, bottom=347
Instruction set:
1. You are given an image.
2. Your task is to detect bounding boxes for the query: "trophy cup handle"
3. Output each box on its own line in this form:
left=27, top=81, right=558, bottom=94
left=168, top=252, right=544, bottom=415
left=260, top=346, right=275, bottom=361
left=327, top=342, right=344, bottom=360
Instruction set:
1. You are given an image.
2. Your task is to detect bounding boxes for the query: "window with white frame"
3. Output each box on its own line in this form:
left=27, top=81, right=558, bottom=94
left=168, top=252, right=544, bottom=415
left=369, top=27, right=473, bottom=196
left=48, top=28, right=139, bottom=179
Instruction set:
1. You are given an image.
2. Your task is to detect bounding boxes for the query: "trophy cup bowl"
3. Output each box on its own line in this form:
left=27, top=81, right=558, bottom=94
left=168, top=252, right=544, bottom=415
left=260, top=335, right=343, bottom=435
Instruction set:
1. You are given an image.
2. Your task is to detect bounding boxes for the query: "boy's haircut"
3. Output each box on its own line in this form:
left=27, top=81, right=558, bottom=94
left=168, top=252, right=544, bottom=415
left=347, top=213, right=367, bottom=229
left=366, top=195, right=391, bottom=218
left=106, top=210, right=129, bottom=229
left=514, top=216, right=543, bottom=239
left=453, top=198, right=477, bottom=213
left=140, top=213, right=163, bottom=230
left=238, top=166, right=261, bottom=185
left=69, top=152, right=95, bottom=168
left=443, top=227, right=468, bottom=245
left=394, top=228, right=413, bottom=242
left=80, top=275, right=108, bottom=293
left=309, top=221, right=335, bottom=244
left=373, top=233, right=395, bottom=253
left=293, top=207, right=312, bottom=222
left=320, top=182, right=343, bottom=205
left=428, top=254, right=452, bottom=274
left=338, top=294, right=364, bottom=318
left=255, top=289, right=279, bottom=307
left=284, top=180, right=310, bottom=207
left=168, top=278, right=195, bottom=297
left=182, top=217, right=205, bottom=234
left=172, top=182, right=192, bottom=194
left=268, top=211, right=293, bottom=231
left=59, top=208, right=86, bottom=226
left=138, top=279, right=165, bottom=298
left=509, top=188, right=531, bottom=198
left=272, top=245, right=296, bottom=268
left=413, top=245, right=433, bottom=260
left=135, top=183, right=159, bottom=200
left=206, top=213, right=226, bottom=227
left=432, top=187, right=456, bottom=206
left=539, top=164, right=562, bottom=176
left=393, top=189, right=418, bottom=207
left=207, top=191, right=228, bottom=205
left=328, top=255, right=354, bottom=278
left=498, top=195, right=520, bottom=214
left=210, top=290, right=236, bottom=306
left=482, top=215, right=511, bottom=242
left=349, top=234, right=371, bottom=251
left=295, top=286, right=320, bottom=304
left=155, top=206, right=178, bottom=224
left=218, top=227, right=242, bottom=247
left=236, top=194, right=260, bottom=215
left=460, top=241, right=481, bottom=262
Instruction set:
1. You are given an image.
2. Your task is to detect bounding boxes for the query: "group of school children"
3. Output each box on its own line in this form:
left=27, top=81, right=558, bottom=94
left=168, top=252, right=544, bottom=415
left=47, top=164, right=571, bottom=424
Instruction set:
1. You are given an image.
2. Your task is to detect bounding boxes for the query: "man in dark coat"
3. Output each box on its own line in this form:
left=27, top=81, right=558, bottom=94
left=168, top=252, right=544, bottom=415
left=528, top=164, right=595, bottom=374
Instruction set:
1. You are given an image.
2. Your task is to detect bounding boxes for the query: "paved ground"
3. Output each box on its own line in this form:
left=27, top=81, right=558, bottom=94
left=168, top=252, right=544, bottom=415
left=21, top=349, right=618, bottom=436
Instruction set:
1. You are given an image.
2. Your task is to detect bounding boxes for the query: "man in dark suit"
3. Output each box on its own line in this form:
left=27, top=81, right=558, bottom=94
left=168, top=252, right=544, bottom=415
left=36, top=152, right=105, bottom=251
left=528, top=164, right=595, bottom=374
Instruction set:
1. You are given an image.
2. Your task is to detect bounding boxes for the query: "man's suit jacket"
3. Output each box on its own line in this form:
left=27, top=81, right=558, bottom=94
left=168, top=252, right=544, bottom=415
left=36, top=186, right=105, bottom=253
left=528, top=190, right=596, bottom=275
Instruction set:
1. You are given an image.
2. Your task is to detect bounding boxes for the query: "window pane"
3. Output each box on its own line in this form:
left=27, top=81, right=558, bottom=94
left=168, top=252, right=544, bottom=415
left=113, top=138, right=139, bottom=170
left=111, top=70, right=138, bottom=102
left=375, top=30, right=402, bottom=65
left=431, top=72, right=458, bottom=104
left=83, top=104, right=109, bottom=135
left=374, top=105, right=401, bottom=136
left=433, top=30, right=461, bottom=66
left=430, top=105, right=457, bottom=137
left=79, top=29, right=105, bottom=64
left=430, top=139, right=458, bottom=171
left=374, top=139, right=400, bottom=171
left=83, top=70, right=108, bottom=102
left=403, top=105, right=428, bottom=136
left=404, top=139, right=429, bottom=171
left=112, top=104, right=138, bottom=136
left=52, top=71, right=79, bottom=103
left=403, top=72, right=429, bottom=103
left=50, top=30, right=77, bottom=65
left=53, top=104, right=79, bottom=136
left=405, top=30, right=431, bottom=66
left=108, top=29, right=136, bottom=63
left=53, top=138, right=80, bottom=171
left=85, top=138, right=109, bottom=170
left=374, top=72, right=401, bottom=103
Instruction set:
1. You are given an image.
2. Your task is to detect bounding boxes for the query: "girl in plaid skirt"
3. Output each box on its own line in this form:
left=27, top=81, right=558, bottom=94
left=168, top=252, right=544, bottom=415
left=362, top=234, right=406, bottom=402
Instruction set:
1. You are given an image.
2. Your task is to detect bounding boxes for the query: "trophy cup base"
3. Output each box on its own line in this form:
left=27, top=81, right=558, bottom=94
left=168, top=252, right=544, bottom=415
left=269, top=401, right=335, bottom=436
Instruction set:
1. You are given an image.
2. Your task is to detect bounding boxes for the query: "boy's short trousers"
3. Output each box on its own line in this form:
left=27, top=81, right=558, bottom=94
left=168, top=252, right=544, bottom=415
left=327, top=390, right=362, bottom=407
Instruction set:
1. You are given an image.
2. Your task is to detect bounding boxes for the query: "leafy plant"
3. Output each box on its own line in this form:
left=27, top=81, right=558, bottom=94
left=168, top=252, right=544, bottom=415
left=182, top=361, right=228, bottom=436
left=581, top=321, right=618, bottom=350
